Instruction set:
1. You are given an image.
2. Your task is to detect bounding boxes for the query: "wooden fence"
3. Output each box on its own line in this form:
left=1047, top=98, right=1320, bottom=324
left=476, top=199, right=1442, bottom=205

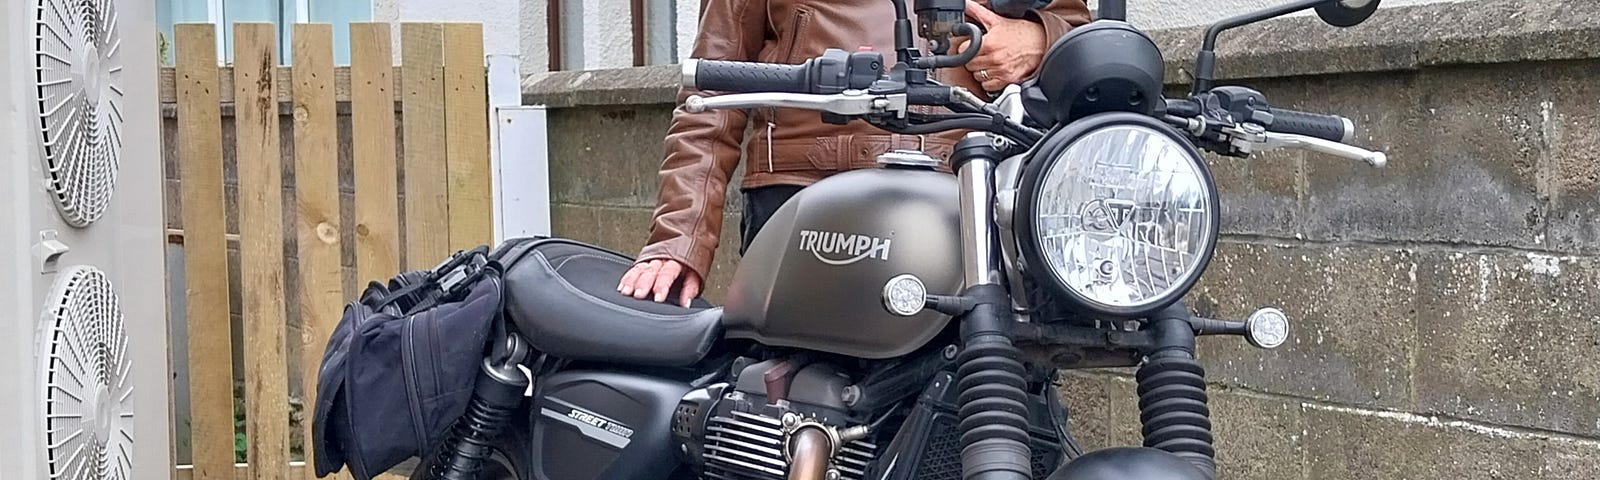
left=165, top=21, right=492, bottom=480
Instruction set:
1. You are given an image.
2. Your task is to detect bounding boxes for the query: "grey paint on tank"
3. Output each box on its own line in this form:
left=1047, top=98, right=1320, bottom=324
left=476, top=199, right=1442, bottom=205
left=722, top=167, right=965, bottom=359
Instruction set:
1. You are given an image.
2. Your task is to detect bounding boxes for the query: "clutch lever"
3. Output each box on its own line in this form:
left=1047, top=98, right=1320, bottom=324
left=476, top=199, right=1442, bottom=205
left=684, top=91, right=908, bottom=117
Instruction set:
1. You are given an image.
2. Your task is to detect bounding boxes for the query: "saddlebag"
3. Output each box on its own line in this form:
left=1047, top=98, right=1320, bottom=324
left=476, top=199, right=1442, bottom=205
left=312, top=246, right=505, bottom=480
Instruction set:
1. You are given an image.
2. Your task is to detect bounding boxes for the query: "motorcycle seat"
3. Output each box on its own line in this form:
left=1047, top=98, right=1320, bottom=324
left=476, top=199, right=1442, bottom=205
left=501, top=239, right=722, bottom=367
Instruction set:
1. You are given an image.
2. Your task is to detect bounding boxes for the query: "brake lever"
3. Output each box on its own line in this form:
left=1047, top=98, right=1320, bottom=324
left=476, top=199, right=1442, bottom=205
left=1262, top=132, right=1388, bottom=168
left=684, top=91, right=907, bottom=117
left=1222, top=122, right=1387, bottom=168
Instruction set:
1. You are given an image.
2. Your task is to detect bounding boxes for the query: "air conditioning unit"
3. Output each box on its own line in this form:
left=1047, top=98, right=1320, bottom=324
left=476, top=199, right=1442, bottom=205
left=1, top=0, right=169, bottom=479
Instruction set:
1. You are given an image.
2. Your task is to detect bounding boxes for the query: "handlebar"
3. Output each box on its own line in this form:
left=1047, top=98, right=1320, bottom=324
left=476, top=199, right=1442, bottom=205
left=685, top=59, right=812, bottom=94
left=1267, top=108, right=1354, bottom=143
left=683, top=91, right=902, bottom=116
left=682, top=48, right=884, bottom=95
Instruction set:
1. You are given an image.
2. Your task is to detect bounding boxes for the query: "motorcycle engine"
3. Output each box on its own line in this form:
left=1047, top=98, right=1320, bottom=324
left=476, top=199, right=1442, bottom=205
left=673, top=359, right=880, bottom=480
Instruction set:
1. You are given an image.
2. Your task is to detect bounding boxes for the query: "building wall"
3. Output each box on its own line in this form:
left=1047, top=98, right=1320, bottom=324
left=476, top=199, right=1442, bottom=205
left=1125, top=0, right=1461, bottom=28
left=509, top=0, right=1469, bottom=74
left=520, top=1, right=1600, bottom=477
left=372, top=0, right=521, bottom=57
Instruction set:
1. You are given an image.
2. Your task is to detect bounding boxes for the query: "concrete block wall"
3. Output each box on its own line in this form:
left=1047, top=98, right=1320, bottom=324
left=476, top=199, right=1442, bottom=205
left=523, top=0, right=1600, bottom=477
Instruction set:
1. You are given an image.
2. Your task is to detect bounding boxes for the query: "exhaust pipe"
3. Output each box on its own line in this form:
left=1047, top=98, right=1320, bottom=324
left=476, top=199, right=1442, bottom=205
left=787, top=425, right=833, bottom=480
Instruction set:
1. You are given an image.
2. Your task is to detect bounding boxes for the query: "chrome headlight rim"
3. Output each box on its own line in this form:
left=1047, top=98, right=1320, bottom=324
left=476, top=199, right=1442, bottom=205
left=1014, top=112, right=1221, bottom=318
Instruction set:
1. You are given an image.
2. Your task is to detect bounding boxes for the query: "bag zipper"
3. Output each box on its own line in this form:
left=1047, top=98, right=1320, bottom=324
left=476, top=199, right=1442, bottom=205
left=401, top=315, right=428, bottom=448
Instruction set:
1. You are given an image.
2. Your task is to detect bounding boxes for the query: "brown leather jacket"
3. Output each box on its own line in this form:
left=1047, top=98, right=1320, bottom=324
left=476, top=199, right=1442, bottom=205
left=640, top=0, right=1093, bottom=278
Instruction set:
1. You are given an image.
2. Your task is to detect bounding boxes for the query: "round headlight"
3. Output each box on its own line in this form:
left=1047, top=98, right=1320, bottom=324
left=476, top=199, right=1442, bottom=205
left=1016, top=113, right=1219, bottom=317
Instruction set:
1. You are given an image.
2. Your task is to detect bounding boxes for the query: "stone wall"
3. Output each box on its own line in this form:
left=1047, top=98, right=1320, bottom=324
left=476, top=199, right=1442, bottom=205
left=523, top=0, right=1600, bottom=477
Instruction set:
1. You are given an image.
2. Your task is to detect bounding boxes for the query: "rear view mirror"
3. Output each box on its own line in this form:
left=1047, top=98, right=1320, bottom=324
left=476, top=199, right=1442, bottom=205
left=1315, top=0, right=1381, bottom=27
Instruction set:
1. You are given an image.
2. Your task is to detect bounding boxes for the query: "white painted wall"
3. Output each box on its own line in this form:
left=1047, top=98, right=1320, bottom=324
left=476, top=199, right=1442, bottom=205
left=372, top=0, right=522, bottom=58
left=674, top=0, right=700, bottom=63
left=520, top=0, right=550, bottom=74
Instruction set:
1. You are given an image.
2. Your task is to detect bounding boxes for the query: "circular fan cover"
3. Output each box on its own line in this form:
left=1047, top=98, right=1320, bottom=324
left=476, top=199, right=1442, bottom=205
left=41, top=265, right=133, bottom=480
left=35, top=0, right=124, bottom=227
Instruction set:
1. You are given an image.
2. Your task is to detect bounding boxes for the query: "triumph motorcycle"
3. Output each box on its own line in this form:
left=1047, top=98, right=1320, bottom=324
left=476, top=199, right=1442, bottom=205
left=412, top=0, right=1388, bottom=479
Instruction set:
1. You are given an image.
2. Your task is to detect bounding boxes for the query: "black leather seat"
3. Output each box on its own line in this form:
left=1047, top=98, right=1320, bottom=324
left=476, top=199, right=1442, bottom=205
left=501, top=239, right=722, bottom=367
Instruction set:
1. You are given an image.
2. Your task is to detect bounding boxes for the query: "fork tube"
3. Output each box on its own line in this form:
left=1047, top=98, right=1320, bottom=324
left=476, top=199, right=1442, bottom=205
left=953, top=134, right=1033, bottom=480
left=958, top=133, right=1000, bottom=287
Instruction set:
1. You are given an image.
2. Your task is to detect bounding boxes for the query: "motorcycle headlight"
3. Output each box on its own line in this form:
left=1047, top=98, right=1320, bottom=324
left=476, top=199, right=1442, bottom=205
left=1016, top=113, right=1219, bottom=317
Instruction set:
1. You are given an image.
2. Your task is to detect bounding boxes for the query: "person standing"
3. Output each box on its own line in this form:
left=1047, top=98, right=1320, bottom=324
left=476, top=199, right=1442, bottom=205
left=619, top=0, right=1093, bottom=306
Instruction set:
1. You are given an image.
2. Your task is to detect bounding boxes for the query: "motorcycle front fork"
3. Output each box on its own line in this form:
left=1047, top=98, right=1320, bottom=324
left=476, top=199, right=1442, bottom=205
left=949, top=135, right=1217, bottom=480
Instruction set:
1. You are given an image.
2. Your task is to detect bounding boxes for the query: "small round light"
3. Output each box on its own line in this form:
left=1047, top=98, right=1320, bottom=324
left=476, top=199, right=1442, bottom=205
left=882, top=274, right=927, bottom=317
left=1246, top=307, right=1290, bottom=349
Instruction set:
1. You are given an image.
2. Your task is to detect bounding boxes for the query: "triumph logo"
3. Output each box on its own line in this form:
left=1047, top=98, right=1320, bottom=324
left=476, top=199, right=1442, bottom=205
left=798, top=230, right=893, bottom=265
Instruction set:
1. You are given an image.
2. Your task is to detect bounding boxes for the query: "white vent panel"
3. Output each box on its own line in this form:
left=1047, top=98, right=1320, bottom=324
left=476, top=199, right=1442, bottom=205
left=34, top=0, right=124, bottom=227
left=41, top=265, right=133, bottom=480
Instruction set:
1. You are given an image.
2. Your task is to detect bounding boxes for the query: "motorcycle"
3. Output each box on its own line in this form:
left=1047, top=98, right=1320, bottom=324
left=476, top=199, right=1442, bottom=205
left=412, top=0, right=1388, bottom=479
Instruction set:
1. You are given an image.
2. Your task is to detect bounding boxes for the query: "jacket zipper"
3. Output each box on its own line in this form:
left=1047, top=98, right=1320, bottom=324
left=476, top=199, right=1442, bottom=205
left=401, top=315, right=427, bottom=447
left=763, top=7, right=807, bottom=174
left=766, top=120, right=775, bottom=173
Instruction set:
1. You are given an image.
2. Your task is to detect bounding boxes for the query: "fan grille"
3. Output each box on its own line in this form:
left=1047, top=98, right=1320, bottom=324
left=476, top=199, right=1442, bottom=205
left=42, top=265, right=133, bottom=480
left=35, top=0, right=124, bottom=227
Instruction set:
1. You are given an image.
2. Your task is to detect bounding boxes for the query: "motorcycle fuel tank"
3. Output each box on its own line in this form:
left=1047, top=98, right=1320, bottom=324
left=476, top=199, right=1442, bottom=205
left=723, top=167, right=963, bottom=359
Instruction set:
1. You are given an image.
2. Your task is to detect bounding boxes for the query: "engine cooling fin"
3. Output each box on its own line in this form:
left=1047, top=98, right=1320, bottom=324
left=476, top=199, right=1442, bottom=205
left=702, top=411, right=877, bottom=480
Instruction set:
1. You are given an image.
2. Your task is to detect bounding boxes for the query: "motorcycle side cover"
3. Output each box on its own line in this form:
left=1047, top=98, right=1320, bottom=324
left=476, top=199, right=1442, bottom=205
left=526, top=370, right=690, bottom=480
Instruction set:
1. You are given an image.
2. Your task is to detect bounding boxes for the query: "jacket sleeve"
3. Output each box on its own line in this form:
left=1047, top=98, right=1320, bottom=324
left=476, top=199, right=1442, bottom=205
left=1028, top=0, right=1093, bottom=46
left=636, top=0, right=768, bottom=279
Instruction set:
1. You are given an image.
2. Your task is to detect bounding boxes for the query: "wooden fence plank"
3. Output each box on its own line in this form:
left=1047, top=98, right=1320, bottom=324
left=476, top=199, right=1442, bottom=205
left=234, top=23, right=291, bottom=480
left=175, top=23, right=236, bottom=480
left=401, top=23, right=449, bottom=269
left=159, top=66, right=404, bottom=105
left=443, top=23, right=493, bottom=250
left=351, top=23, right=401, bottom=284
left=291, top=23, right=341, bottom=480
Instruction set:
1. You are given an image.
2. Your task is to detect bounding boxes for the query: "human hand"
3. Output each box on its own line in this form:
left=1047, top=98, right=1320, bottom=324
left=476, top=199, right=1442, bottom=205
left=955, top=0, right=1048, bottom=92
left=618, top=258, right=702, bottom=308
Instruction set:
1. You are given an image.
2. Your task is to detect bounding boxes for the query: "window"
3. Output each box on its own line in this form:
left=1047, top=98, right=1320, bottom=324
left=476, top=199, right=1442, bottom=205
left=157, top=0, right=372, bottom=65
left=545, top=0, right=687, bottom=71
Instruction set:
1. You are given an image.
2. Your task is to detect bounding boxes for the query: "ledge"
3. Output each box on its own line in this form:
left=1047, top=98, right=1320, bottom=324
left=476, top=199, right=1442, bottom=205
left=522, top=0, right=1600, bottom=108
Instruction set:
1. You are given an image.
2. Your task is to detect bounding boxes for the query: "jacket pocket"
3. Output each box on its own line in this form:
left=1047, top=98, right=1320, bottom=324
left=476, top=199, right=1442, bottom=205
left=778, top=6, right=811, bottom=63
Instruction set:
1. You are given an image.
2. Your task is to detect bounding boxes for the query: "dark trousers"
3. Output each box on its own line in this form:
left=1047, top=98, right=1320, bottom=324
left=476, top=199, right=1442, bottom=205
left=739, top=185, right=804, bottom=254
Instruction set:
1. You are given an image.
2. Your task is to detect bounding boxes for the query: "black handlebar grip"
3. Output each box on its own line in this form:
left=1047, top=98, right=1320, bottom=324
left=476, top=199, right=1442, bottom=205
left=685, top=59, right=811, bottom=94
left=1268, top=108, right=1353, bottom=143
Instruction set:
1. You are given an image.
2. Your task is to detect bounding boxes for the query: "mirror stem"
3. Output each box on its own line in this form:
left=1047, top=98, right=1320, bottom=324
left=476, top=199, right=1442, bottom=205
left=891, top=0, right=917, bottom=65
left=1191, top=0, right=1331, bottom=95
left=1098, top=0, right=1126, bottom=21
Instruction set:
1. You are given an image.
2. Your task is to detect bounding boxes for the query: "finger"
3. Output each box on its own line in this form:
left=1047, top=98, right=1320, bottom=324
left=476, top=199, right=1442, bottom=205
left=652, top=261, right=683, bottom=303
left=965, top=0, right=1003, bottom=28
left=952, top=39, right=971, bottom=55
left=965, top=56, right=1001, bottom=71
left=679, top=273, right=702, bottom=308
left=632, top=260, right=661, bottom=299
left=983, top=78, right=1006, bottom=92
left=618, top=263, right=643, bottom=295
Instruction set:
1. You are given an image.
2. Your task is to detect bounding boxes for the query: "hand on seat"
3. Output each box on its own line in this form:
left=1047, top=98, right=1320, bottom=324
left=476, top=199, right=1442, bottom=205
left=618, top=259, right=702, bottom=308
